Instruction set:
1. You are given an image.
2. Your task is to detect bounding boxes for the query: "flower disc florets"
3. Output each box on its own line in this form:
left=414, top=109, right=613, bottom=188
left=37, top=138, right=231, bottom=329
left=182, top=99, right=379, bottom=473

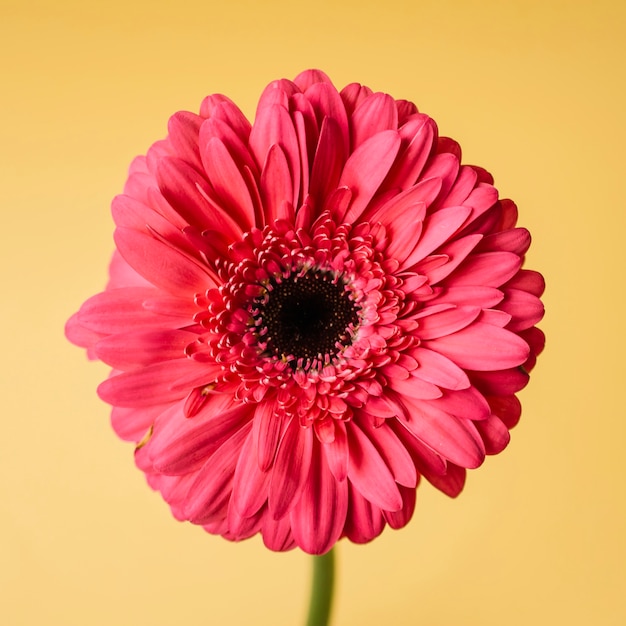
left=66, top=70, right=545, bottom=554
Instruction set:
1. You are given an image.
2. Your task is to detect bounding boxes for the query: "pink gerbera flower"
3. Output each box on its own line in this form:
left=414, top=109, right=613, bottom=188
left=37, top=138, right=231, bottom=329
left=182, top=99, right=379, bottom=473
left=66, top=70, right=545, bottom=555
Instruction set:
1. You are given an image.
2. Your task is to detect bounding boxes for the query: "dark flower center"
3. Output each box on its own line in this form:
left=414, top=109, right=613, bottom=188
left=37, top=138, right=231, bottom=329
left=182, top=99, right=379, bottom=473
left=255, top=269, right=360, bottom=369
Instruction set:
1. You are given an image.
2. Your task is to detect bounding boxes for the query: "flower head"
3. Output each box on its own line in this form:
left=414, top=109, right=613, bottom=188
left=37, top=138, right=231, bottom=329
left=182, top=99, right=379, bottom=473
left=66, top=70, right=545, bottom=554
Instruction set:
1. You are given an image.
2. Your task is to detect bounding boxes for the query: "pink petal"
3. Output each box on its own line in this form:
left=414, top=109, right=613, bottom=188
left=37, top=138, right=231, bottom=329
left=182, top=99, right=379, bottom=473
left=448, top=251, right=522, bottom=288
left=505, top=269, right=546, bottom=297
left=260, top=144, right=294, bottom=224
left=340, top=130, right=402, bottom=223
left=290, top=442, right=348, bottom=554
left=269, top=420, right=313, bottom=520
left=339, top=82, right=373, bottom=116
left=474, top=415, right=510, bottom=455
left=110, top=404, right=165, bottom=442
left=416, top=304, right=481, bottom=340
left=261, top=514, right=296, bottom=552
left=357, top=417, right=418, bottom=488
left=76, top=287, right=189, bottom=334
left=304, top=81, right=350, bottom=154
left=425, top=462, right=466, bottom=498
left=430, top=285, right=504, bottom=309
left=383, top=484, right=417, bottom=530
left=469, top=368, right=529, bottom=396
left=347, top=421, right=403, bottom=511
left=476, top=227, right=531, bottom=255
left=323, top=419, right=348, bottom=481
left=97, top=358, right=221, bottom=408
left=416, top=234, right=483, bottom=283
left=200, top=94, right=252, bottom=138
left=440, top=165, right=478, bottom=208
left=155, top=157, right=226, bottom=232
left=422, top=153, right=460, bottom=209
left=249, top=103, right=300, bottom=196
left=383, top=115, right=435, bottom=191
left=94, top=329, right=197, bottom=370
left=231, top=428, right=271, bottom=517
left=148, top=394, right=251, bottom=471
left=309, top=116, right=347, bottom=208
left=65, top=312, right=106, bottom=350
left=107, top=249, right=153, bottom=289
left=184, top=422, right=251, bottom=523
left=399, top=395, right=486, bottom=468
left=499, top=288, right=545, bottom=331
left=410, top=347, right=471, bottom=390
left=488, top=395, right=522, bottom=429
left=114, top=227, right=216, bottom=296
left=293, top=68, right=333, bottom=90
left=426, top=322, right=530, bottom=371
left=252, top=400, right=285, bottom=472
left=343, top=483, right=385, bottom=543
left=201, top=138, right=257, bottom=232
left=167, top=110, right=204, bottom=172
left=388, top=375, right=443, bottom=400
left=403, top=205, right=472, bottom=266
left=350, top=92, right=398, bottom=149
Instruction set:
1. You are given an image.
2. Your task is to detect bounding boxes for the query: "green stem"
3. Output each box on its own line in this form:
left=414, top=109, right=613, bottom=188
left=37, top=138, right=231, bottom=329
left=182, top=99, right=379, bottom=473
left=305, top=549, right=335, bottom=626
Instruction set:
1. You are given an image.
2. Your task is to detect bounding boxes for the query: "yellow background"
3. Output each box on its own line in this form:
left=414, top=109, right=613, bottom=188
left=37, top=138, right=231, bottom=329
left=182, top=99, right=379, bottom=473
left=2, top=0, right=624, bottom=624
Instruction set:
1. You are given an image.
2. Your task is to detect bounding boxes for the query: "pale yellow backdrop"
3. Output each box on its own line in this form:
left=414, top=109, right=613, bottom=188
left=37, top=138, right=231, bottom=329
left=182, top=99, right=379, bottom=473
left=2, top=0, right=624, bottom=624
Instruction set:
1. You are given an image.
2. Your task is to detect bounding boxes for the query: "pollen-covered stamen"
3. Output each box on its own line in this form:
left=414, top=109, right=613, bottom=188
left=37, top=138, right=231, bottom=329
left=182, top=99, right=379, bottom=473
left=253, top=268, right=360, bottom=369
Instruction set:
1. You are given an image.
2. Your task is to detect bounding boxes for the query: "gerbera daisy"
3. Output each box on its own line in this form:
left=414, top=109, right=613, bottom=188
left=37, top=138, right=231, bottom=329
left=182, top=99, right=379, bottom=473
left=66, top=69, right=545, bottom=555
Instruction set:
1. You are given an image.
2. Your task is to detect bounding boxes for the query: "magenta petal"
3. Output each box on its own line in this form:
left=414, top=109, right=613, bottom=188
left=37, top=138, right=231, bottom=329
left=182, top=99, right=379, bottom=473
left=167, top=110, right=204, bottom=171
left=449, top=251, right=522, bottom=288
left=97, top=359, right=218, bottom=408
left=426, top=322, right=530, bottom=371
left=474, top=415, right=510, bottom=455
left=110, top=404, right=165, bottom=442
left=350, top=92, right=398, bottom=149
left=184, top=422, right=251, bottom=523
left=269, top=421, right=313, bottom=520
left=388, top=375, right=442, bottom=400
left=505, top=269, right=546, bottom=297
left=400, top=395, right=486, bottom=468
left=231, top=428, right=271, bottom=517
left=344, top=483, right=385, bottom=544
left=94, top=329, right=197, bottom=370
left=309, top=116, right=346, bottom=208
left=260, top=144, right=294, bottom=223
left=291, top=445, right=348, bottom=554
left=114, top=228, right=216, bottom=296
left=249, top=103, right=300, bottom=195
left=261, top=514, right=296, bottom=552
left=416, top=304, right=481, bottom=340
left=357, top=417, right=418, bottom=488
left=303, top=81, right=350, bottom=153
left=347, top=421, right=403, bottom=511
left=76, top=287, right=189, bottom=334
left=323, top=419, right=349, bottom=481
left=499, top=289, right=545, bottom=331
left=383, top=484, right=417, bottom=530
left=65, top=312, right=106, bottom=351
left=202, top=138, right=256, bottom=229
left=252, top=400, right=285, bottom=472
left=405, top=205, right=472, bottom=265
left=383, top=115, right=435, bottom=191
left=425, top=462, right=466, bottom=498
left=148, top=396, right=252, bottom=474
left=410, top=347, right=471, bottom=390
left=340, top=130, right=402, bottom=223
